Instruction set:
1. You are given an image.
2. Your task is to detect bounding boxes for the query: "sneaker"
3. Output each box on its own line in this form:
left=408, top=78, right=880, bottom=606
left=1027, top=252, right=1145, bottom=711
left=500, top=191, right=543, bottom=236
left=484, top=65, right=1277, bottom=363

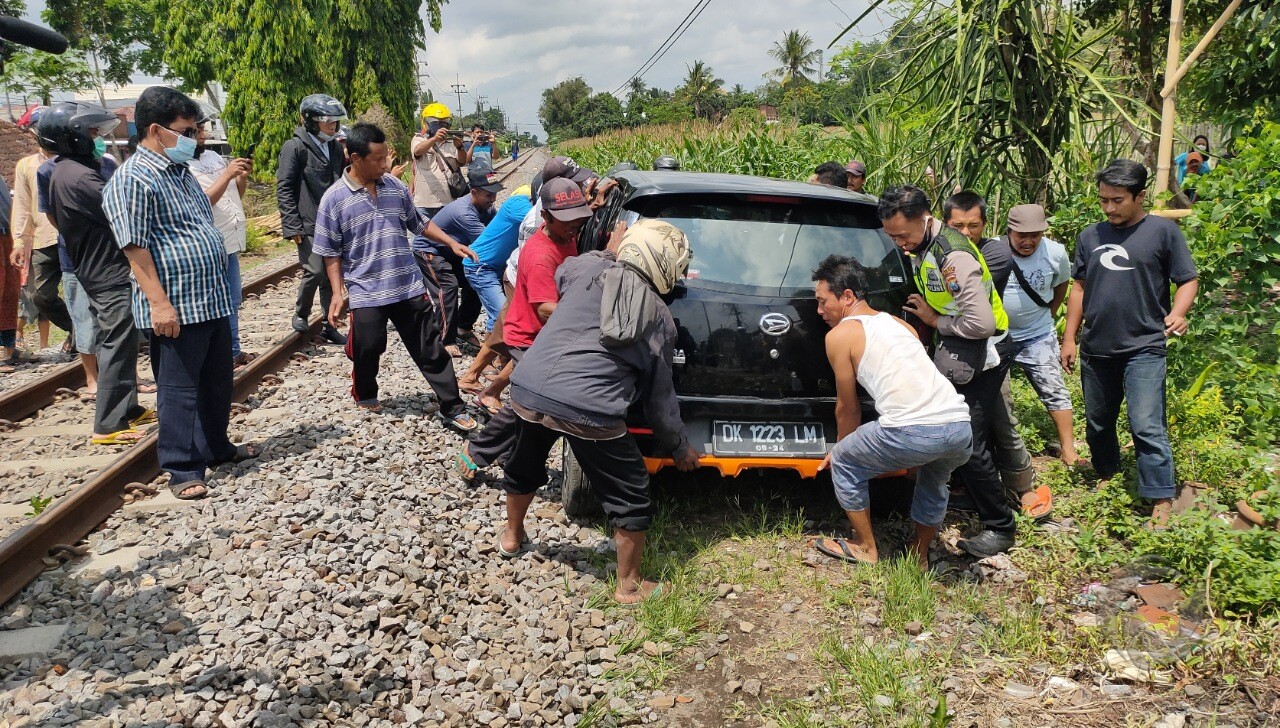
left=957, top=529, right=1015, bottom=558
left=321, top=326, right=347, bottom=345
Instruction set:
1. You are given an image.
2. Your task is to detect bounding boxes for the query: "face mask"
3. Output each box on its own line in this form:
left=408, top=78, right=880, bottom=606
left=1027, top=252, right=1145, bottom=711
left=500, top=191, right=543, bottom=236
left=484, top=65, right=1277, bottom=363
left=163, top=129, right=197, bottom=165
left=92, top=137, right=106, bottom=160
left=427, top=120, right=447, bottom=136
left=317, top=131, right=335, bottom=142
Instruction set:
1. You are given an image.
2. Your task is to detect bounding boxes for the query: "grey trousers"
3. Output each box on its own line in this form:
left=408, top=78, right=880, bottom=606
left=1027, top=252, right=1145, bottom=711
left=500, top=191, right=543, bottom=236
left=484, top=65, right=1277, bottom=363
left=87, top=284, right=145, bottom=434
left=29, top=247, right=73, bottom=332
left=293, top=236, right=332, bottom=328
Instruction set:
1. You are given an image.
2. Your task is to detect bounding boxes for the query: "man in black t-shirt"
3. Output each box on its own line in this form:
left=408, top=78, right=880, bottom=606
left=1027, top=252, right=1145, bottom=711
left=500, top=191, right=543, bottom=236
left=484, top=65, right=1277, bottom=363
left=1062, top=160, right=1198, bottom=527
left=42, top=102, right=153, bottom=445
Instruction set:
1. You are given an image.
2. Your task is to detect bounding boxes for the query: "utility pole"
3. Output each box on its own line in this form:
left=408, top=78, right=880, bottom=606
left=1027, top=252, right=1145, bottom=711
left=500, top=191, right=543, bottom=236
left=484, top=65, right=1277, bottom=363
left=817, top=50, right=824, bottom=81
left=451, top=74, right=467, bottom=120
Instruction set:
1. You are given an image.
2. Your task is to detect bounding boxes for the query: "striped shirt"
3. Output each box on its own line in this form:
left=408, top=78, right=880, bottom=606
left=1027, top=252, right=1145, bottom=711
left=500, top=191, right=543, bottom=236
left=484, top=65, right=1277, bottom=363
left=102, top=146, right=234, bottom=328
left=313, top=171, right=428, bottom=309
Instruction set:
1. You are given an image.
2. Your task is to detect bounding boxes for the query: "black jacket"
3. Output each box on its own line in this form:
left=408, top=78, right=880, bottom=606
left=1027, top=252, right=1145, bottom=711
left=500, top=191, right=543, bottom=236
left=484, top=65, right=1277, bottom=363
left=276, top=127, right=344, bottom=238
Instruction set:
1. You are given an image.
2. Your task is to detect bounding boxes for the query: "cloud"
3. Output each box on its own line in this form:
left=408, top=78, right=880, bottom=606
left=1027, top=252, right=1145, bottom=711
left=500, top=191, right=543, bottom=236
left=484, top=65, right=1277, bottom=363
left=421, top=0, right=893, bottom=139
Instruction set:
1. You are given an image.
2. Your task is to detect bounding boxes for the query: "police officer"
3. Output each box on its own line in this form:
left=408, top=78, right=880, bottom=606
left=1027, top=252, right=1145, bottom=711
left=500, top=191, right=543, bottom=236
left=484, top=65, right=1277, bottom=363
left=878, top=184, right=1018, bottom=558
left=277, top=93, right=348, bottom=345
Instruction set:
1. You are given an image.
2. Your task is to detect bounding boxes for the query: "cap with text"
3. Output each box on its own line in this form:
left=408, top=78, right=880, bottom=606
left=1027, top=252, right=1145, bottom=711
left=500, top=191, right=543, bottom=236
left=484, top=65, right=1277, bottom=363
left=467, top=159, right=504, bottom=194
left=539, top=177, right=594, bottom=221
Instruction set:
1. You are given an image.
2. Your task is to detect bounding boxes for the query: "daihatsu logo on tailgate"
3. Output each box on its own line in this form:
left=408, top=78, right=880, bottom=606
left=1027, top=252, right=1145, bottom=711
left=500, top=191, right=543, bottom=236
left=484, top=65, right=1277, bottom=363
left=759, top=313, right=792, bottom=336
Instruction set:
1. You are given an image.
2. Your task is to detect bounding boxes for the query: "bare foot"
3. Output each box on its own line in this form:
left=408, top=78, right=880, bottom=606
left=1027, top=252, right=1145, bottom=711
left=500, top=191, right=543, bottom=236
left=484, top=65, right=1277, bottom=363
left=615, top=579, right=663, bottom=605
left=445, top=345, right=462, bottom=358
left=458, top=376, right=484, bottom=394
left=478, top=395, right=502, bottom=414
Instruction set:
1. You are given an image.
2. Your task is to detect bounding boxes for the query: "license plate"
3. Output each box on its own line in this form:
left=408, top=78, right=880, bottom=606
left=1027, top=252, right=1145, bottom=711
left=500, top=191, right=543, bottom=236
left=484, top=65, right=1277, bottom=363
left=712, top=421, right=826, bottom=457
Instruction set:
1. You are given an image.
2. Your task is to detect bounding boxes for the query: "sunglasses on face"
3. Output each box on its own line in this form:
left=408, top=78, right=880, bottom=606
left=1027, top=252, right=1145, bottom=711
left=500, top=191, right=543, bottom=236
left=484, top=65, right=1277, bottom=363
left=161, top=124, right=199, bottom=139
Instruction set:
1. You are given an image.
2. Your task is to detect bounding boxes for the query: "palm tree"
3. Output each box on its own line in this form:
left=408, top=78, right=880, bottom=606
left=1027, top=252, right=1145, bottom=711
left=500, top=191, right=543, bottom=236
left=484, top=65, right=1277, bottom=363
left=677, top=60, right=724, bottom=119
left=768, top=30, right=821, bottom=86
left=627, top=76, right=647, bottom=102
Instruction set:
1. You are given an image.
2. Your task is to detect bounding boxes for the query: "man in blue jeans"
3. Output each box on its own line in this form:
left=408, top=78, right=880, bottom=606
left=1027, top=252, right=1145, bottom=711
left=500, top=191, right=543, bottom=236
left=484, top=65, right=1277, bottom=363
left=1062, top=159, right=1198, bottom=527
left=810, top=255, right=972, bottom=570
left=463, top=184, right=533, bottom=331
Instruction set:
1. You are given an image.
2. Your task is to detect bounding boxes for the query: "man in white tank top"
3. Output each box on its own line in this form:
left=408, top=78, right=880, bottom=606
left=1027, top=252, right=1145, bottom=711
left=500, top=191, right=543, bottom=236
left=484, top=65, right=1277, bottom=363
left=811, top=255, right=973, bottom=569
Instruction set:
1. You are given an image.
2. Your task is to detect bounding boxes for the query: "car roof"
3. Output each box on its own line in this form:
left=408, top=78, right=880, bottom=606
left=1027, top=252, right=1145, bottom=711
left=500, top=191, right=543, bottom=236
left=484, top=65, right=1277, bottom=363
left=612, top=169, right=880, bottom=207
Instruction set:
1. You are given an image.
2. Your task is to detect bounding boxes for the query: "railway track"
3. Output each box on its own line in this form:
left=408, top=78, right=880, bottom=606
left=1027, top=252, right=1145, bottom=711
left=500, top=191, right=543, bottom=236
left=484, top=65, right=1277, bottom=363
left=0, top=148, right=549, bottom=609
left=0, top=254, right=315, bottom=606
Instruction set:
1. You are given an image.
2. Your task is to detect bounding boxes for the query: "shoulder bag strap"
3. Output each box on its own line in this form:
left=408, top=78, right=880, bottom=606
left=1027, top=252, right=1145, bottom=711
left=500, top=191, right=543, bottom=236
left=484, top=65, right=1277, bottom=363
left=1004, top=236, right=1051, bottom=308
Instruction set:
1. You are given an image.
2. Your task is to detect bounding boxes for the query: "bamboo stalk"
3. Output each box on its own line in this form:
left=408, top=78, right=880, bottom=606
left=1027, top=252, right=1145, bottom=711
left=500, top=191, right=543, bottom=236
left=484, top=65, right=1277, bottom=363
left=1153, top=0, right=1185, bottom=200
left=1161, top=0, right=1243, bottom=97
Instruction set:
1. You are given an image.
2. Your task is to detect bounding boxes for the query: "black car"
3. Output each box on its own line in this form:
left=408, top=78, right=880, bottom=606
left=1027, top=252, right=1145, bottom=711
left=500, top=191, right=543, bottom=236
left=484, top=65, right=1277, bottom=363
left=560, top=170, right=913, bottom=515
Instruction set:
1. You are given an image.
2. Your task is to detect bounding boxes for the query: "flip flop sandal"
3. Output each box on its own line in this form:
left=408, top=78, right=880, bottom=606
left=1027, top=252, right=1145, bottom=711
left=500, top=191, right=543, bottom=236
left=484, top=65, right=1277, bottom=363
left=79, top=390, right=97, bottom=402
left=814, top=537, right=876, bottom=565
left=445, top=345, right=463, bottom=358
left=137, top=383, right=158, bottom=394
left=617, top=582, right=666, bottom=608
left=169, top=480, right=209, bottom=500
left=356, top=399, right=383, bottom=413
left=1020, top=485, right=1054, bottom=522
left=130, top=408, right=158, bottom=427
left=91, top=429, right=145, bottom=446
left=439, top=411, right=479, bottom=433
left=458, top=378, right=485, bottom=394
left=497, top=528, right=529, bottom=558
left=0, top=364, right=14, bottom=374
left=228, top=443, right=263, bottom=462
left=454, top=450, right=479, bottom=482
left=478, top=397, right=503, bottom=415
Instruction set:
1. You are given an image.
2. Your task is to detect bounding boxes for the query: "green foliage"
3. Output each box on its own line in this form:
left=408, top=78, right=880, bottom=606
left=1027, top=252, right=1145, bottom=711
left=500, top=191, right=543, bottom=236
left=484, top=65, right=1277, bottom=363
left=43, top=0, right=163, bottom=86
left=674, top=60, right=724, bottom=121
left=1177, top=123, right=1280, bottom=443
left=244, top=223, right=269, bottom=255
left=539, top=77, right=591, bottom=142
left=0, top=49, right=94, bottom=104
left=572, top=92, right=625, bottom=138
left=837, top=0, right=1145, bottom=206
left=767, top=30, right=821, bottom=86
left=26, top=494, right=52, bottom=517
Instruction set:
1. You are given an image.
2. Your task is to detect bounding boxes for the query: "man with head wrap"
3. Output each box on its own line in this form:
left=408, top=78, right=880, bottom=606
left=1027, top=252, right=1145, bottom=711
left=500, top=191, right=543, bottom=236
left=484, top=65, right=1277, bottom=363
left=495, top=219, right=701, bottom=605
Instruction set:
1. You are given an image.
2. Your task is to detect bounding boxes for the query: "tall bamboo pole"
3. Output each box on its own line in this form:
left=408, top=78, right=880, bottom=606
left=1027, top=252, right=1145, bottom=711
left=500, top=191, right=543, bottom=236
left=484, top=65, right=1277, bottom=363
left=1153, top=0, right=1186, bottom=200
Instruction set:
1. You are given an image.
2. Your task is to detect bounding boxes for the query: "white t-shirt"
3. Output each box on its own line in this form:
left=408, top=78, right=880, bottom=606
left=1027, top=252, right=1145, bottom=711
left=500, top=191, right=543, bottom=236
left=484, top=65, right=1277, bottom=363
left=189, top=151, right=247, bottom=255
left=412, top=136, right=460, bottom=209
left=1001, top=236, right=1070, bottom=341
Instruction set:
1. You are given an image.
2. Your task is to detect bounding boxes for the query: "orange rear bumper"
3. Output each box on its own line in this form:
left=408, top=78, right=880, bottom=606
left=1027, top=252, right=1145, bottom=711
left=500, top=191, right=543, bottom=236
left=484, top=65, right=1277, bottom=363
left=643, top=456, right=909, bottom=479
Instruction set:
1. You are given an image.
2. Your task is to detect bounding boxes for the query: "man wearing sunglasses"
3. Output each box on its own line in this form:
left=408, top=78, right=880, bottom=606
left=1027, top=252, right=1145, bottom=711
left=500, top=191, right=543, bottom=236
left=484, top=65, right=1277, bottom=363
left=103, top=86, right=259, bottom=502
left=277, top=93, right=349, bottom=345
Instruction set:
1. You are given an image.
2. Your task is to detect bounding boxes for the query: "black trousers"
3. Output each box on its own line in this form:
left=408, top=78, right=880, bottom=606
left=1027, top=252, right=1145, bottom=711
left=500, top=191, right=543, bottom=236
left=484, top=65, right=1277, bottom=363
left=953, top=359, right=1018, bottom=535
left=294, top=236, right=332, bottom=328
left=467, top=347, right=525, bottom=468
left=344, top=295, right=465, bottom=416
left=150, top=317, right=235, bottom=484
left=415, top=250, right=480, bottom=346
left=503, top=415, right=654, bottom=531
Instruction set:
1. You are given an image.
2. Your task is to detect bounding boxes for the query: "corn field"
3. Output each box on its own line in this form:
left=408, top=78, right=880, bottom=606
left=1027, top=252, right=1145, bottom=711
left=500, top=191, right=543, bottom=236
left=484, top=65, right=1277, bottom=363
left=558, top=99, right=1134, bottom=225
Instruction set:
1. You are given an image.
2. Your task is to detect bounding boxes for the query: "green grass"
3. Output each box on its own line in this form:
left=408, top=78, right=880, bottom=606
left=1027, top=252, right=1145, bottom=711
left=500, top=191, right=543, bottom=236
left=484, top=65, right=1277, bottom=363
left=818, top=632, right=952, bottom=727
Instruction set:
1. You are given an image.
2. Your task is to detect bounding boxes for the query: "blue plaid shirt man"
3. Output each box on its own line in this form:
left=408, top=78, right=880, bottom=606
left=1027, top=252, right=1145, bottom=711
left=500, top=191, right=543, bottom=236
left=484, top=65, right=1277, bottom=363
left=102, top=146, right=234, bottom=328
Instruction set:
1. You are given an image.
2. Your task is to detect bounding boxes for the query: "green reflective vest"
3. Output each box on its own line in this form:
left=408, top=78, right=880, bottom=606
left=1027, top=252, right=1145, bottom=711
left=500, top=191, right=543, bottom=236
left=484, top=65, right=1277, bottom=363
left=910, top=226, right=1009, bottom=334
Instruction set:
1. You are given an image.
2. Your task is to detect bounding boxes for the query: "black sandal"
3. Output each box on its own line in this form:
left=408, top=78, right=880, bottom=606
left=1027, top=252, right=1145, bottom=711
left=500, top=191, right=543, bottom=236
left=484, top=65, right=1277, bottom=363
left=169, top=480, right=209, bottom=500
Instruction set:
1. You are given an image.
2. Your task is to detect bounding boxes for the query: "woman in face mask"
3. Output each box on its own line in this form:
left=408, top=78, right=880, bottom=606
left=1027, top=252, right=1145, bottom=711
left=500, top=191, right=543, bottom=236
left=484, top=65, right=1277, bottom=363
left=1176, top=134, right=1214, bottom=185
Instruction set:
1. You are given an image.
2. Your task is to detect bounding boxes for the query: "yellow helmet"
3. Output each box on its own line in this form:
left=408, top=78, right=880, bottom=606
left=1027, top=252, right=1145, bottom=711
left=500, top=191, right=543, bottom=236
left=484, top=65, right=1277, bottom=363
left=421, top=102, right=452, bottom=123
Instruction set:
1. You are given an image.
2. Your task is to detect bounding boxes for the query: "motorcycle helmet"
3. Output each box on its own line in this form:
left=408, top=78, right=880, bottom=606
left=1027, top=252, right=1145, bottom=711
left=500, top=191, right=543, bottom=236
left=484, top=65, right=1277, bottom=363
left=652, top=155, right=681, bottom=171
left=36, top=102, right=119, bottom=157
left=300, top=94, right=347, bottom=135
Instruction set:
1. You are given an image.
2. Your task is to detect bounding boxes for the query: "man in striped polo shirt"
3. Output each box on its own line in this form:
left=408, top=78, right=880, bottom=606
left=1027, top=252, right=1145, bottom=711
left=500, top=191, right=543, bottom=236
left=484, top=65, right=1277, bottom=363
left=314, top=122, right=479, bottom=433
left=103, top=86, right=261, bottom=501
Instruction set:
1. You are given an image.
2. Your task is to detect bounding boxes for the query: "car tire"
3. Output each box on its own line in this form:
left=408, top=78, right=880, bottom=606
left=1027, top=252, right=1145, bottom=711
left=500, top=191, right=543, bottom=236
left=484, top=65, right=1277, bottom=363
left=560, top=439, right=600, bottom=519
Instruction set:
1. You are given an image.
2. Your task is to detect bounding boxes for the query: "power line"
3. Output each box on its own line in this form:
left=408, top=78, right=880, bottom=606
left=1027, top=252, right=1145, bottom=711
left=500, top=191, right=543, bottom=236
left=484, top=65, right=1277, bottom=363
left=611, top=0, right=713, bottom=96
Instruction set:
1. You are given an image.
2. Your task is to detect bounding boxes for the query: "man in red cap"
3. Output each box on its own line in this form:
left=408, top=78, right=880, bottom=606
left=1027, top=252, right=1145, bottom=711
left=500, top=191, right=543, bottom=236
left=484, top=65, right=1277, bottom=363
left=845, top=160, right=868, bottom=194
left=455, top=177, right=596, bottom=480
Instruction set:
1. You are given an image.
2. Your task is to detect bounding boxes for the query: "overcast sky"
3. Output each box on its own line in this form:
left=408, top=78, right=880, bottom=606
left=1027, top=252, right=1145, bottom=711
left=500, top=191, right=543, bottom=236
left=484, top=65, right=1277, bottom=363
left=20, top=0, right=895, bottom=138
left=422, top=0, right=894, bottom=138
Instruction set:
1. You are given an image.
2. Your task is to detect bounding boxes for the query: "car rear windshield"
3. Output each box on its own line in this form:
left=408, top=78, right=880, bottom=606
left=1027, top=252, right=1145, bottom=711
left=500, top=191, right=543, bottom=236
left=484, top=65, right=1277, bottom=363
left=628, top=196, right=903, bottom=296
